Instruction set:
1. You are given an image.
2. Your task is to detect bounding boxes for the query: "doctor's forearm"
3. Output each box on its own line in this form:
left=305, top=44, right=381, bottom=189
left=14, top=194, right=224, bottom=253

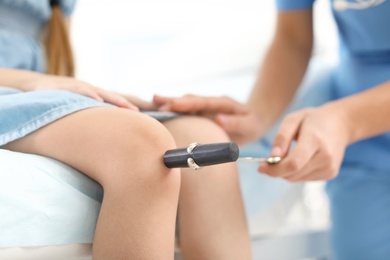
left=248, top=37, right=312, bottom=130
left=328, top=80, right=390, bottom=144
left=248, top=10, right=313, bottom=131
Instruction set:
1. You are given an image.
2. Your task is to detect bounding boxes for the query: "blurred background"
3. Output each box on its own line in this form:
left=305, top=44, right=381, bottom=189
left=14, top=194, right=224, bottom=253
left=71, top=0, right=338, bottom=101
left=71, top=0, right=338, bottom=258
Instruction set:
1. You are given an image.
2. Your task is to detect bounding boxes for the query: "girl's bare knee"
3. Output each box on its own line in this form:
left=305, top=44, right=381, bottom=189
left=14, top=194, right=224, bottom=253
left=94, top=110, right=180, bottom=191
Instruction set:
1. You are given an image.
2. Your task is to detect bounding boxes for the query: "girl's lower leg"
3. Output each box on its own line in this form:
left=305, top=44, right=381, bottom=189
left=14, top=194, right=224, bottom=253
left=163, top=116, right=252, bottom=260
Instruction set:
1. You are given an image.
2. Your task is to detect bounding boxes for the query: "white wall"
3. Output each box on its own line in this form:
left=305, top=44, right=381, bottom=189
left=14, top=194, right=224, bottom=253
left=71, top=0, right=337, bottom=100
left=72, top=0, right=275, bottom=98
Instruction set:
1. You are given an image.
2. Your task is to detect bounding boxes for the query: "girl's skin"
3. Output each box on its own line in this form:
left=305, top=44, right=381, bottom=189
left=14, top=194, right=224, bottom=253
left=153, top=10, right=390, bottom=182
left=164, top=117, right=250, bottom=260
left=0, top=69, right=251, bottom=259
left=4, top=107, right=180, bottom=259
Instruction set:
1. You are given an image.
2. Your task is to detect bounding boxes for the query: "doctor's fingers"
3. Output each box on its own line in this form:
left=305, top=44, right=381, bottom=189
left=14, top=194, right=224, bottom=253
left=259, top=146, right=317, bottom=178
left=270, top=110, right=310, bottom=157
left=286, top=147, right=342, bottom=181
left=284, top=153, right=333, bottom=182
left=287, top=166, right=336, bottom=182
left=259, top=124, right=319, bottom=178
left=156, top=95, right=249, bottom=114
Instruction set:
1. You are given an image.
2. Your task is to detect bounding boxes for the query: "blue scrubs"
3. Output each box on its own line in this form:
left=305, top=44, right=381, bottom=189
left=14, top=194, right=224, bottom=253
left=276, top=0, right=390, bottom=259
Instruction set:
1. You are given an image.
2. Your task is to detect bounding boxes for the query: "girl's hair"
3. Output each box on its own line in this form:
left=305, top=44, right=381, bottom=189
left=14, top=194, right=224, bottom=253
left=46, top=0, right=75, bottom=77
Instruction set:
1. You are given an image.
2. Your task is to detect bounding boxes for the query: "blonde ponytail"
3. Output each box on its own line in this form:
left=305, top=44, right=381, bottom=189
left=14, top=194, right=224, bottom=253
left=46, top=0, right=75, bottom=77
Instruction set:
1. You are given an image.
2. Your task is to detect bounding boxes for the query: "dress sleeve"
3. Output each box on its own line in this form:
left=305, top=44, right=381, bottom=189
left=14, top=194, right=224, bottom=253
left=276, top=0, right=316, bottom=10
left=60, top=0, right=77, bottom=17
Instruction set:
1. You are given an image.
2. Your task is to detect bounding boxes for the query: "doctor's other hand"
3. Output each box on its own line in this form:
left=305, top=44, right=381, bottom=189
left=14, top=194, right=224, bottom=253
left=259, top=105, right=351, bottom=182
left=153, top=94, right=264, bottom=145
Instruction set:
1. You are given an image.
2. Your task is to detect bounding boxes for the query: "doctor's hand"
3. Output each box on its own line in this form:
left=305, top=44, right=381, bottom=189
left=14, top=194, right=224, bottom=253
left=153, top=94, right=264, bottom=145
left=259, top=105, right=351, bottom=182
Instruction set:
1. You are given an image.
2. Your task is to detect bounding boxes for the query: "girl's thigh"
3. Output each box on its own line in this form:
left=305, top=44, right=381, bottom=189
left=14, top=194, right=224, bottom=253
left=4, top=106, right=176, bottom=184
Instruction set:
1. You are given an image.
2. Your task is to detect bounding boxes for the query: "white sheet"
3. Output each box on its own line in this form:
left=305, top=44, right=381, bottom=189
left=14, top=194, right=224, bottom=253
left=0, top=150, right=102, bottom=247
left=0, top=244, right=92, bottom=260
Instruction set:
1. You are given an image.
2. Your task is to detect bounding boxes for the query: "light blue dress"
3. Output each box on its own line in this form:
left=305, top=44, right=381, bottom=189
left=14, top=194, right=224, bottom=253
left=277, top=0, right=390, bottom=259
left=0, top=0, right=109, bottom=147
